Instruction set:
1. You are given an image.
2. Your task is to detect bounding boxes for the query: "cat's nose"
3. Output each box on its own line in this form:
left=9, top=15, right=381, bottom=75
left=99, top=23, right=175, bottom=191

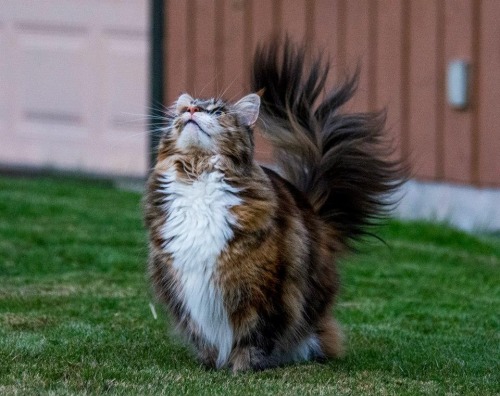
left=187, top=106, right=199, bottom=115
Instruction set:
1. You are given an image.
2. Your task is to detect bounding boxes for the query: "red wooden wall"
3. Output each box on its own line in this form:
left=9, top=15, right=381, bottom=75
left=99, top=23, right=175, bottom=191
left=163, top=0, right=500, bottom=187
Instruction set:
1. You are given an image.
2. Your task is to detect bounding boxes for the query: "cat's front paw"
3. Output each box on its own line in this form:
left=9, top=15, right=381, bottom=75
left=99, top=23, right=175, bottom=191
left=229, top=346, right=274, bottom=373
left=197, top=346, right=218, bottom=370
left=229, top=347, right=252, bottom=374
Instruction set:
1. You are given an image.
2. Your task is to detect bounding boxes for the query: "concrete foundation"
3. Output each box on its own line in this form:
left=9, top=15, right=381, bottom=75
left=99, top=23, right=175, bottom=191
left=394, top=180, right=500, bottom=233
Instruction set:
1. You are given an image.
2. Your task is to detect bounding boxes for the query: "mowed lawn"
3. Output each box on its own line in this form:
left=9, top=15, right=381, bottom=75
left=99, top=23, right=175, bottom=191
left=0, top=176, right=498, bottom=395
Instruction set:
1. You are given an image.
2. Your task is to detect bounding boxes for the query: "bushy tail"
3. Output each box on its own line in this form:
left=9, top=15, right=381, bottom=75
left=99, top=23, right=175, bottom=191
left=251, top=39, right=406, bottom=249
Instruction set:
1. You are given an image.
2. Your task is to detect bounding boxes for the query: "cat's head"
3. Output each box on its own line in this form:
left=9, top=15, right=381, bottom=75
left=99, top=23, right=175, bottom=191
left=158, top=93, right=260, bottom=167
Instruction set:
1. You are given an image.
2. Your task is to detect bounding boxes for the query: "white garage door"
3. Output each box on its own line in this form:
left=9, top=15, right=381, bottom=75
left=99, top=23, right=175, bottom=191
left=0, top=1, right=149, bottom=177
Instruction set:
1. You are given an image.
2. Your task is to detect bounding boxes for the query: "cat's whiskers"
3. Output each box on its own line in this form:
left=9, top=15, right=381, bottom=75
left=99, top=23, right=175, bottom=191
left=226, top=86, right=256, bottom=104
left=197, top=71, right=224, bottom=98
left=217, top=74, right=242, bottom=102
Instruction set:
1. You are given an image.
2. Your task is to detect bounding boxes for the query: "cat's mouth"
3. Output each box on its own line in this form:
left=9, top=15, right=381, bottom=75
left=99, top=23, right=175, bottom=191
left=183, top=120, right=210, bottom=137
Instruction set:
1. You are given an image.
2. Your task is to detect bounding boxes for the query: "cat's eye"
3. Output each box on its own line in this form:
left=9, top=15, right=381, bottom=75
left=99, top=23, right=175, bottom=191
left=209, top=108, right=224, bottom=116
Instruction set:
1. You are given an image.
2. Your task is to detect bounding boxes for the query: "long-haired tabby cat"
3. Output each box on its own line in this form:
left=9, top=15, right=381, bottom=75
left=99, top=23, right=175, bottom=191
left=144, top=40, right=404, bottom=372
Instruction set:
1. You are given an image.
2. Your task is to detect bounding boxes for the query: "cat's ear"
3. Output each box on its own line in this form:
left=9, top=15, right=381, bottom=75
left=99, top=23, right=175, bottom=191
left=234, top=93, right=260, bottom=126
left=176, top=93, right=193, bottom=113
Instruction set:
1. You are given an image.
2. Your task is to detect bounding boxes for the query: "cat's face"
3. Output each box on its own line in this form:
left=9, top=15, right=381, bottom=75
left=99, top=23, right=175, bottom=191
left=163, top=93, right=260, bottom=165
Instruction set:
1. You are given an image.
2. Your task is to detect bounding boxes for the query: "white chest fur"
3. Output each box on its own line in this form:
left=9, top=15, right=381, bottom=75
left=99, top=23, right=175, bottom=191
left=159, top=170, right=241, bottom=367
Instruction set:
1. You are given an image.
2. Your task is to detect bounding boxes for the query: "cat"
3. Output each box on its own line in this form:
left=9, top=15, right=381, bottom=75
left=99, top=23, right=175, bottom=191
left=144, top=39, right=404, bottom=372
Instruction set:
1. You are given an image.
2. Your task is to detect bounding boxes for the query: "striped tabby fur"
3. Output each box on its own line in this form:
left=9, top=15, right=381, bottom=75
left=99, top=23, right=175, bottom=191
left=144, top=40, right=404, bottom=372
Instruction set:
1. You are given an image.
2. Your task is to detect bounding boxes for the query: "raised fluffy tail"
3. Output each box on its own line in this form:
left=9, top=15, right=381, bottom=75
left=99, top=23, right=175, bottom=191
left=251, top=39, right=406, bottom=249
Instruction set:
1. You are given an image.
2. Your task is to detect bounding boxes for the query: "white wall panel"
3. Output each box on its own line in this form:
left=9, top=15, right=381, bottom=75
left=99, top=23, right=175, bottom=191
left=0, top=0, right=149, bottom=177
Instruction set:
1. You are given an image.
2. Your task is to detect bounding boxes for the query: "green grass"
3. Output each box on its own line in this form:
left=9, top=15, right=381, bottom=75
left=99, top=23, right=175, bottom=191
left=0, top=176, right=498, bottom=395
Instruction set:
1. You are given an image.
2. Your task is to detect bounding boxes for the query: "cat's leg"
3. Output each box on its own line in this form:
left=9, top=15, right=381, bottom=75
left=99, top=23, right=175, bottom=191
left=149, top=253, right=223, bottom=369
left=180, top=319, right=219, bottom=369
left=195, top=344, right=218, bottom=369
left=273, top=319, right=343, bottom=367
left=317, top=317, right=345, bottom=359
left=229, top=345, right=277, bottom=373
left=286, top=334, right=324, bottom=363
left=229, top=346, right=251, bottom=373
left=230, top=331, right=333, bottom=373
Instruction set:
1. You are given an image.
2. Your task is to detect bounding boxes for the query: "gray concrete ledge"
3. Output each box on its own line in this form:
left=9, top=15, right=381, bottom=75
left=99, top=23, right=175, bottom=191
left=394, top=179, right=500, bottom=232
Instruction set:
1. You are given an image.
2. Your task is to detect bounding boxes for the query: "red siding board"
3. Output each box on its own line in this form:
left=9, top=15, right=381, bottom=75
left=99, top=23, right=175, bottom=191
left=344, top=0, right=371, bottom=112
left=376, top=0, right=404, bottom=160
left=163, top=0, right=500, bottom=186
left=478, top=0, right=500, bottom=186
left=250, top=0, right=274, bottom=50
left=281, top=0, right=308, bottom=43
left=408, top=0, right=439, bottom=179
left=193, top=0, right=217, bottom=98
left=165, top=1, right=188, bottom=103
left=221, top=0, right=246, bottom=101
left=443, top=0, right=473, bottom=183
left=315, top=0, right=341, bottom=91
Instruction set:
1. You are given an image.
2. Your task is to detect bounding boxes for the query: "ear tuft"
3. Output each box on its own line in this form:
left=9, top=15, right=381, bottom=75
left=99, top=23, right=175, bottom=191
left=234, top=93, right=261, bottom=126
left=176, top=93, right=193, bottom=113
